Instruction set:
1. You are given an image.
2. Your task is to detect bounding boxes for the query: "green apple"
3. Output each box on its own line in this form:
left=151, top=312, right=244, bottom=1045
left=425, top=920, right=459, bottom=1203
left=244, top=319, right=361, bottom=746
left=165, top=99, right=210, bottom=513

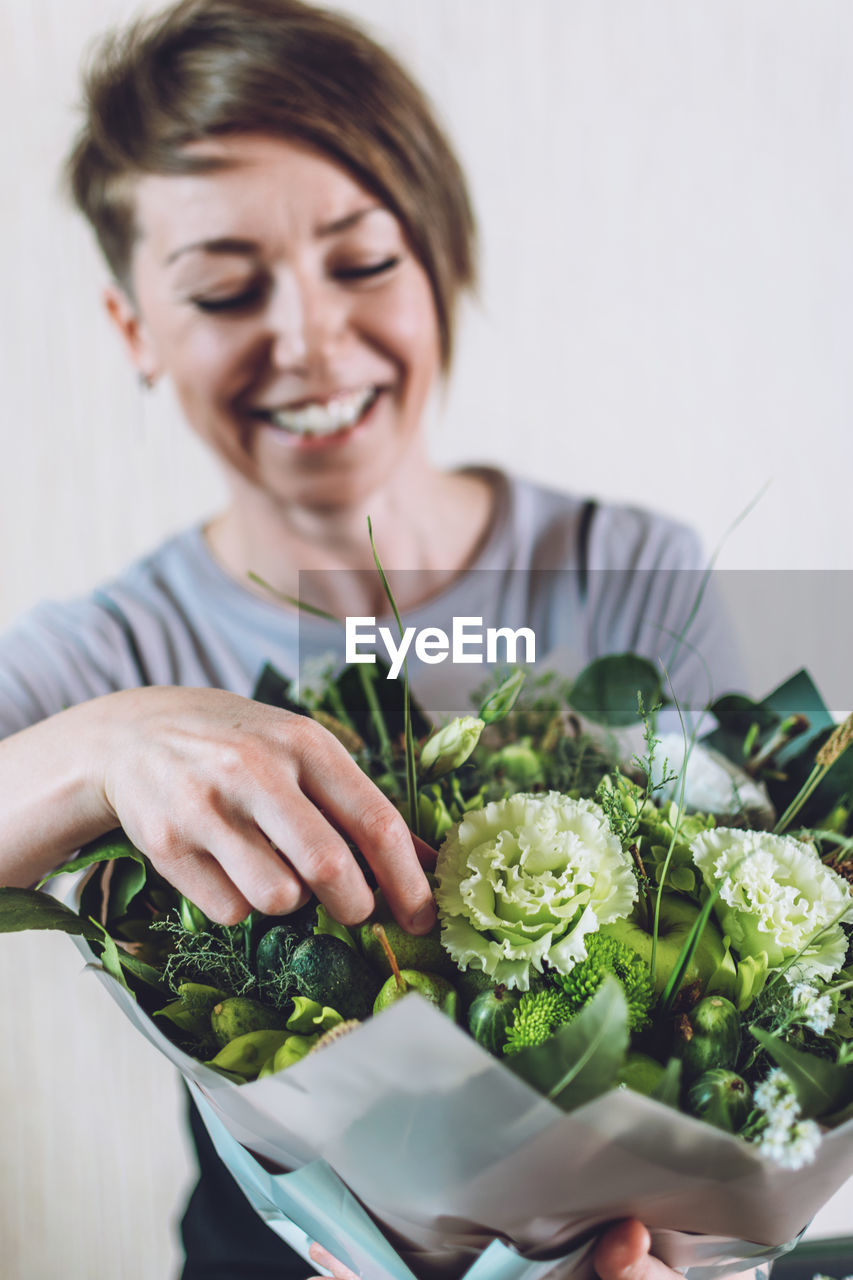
left=373, top=970, right=459, bottom=1020
left=600, top=894, right=730, bottom=997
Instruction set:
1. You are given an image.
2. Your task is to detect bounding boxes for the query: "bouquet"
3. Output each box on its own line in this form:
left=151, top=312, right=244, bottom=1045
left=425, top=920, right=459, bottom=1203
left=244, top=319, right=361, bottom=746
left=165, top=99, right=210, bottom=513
left=3, top=645, right=853, bottom=1280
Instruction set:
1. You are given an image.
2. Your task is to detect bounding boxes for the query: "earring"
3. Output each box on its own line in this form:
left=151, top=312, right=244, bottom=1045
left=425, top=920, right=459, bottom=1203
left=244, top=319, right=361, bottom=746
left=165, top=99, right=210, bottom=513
left=138, top=371, right=154, bottom=390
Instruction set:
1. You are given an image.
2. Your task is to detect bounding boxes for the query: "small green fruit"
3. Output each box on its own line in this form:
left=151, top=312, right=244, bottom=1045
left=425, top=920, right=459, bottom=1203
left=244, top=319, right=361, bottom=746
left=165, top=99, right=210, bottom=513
left=467, top=987, right=521, bottom=1055
left=373, top=970, right=459, bottom=1020
left=210, top=997, right=282, bottom=1048
left=687, top=1069, right=751, bottom=1132
left=358, top=889, right=454, bottom=978
left=680, top=995, right=741, bottom=1081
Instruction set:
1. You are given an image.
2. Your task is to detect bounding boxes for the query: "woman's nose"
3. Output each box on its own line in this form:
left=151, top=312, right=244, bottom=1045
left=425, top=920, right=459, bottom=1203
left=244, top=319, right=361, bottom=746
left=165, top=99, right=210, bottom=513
left=266, top=271, right=346, bottom=371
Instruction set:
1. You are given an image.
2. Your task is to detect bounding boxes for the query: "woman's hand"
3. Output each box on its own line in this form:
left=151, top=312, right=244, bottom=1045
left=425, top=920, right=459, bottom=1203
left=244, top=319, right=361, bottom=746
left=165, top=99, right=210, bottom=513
left=0, top=686, right=436, bottom=934
left=307, top=1242, right=358, bottom=1278
left=304, top=1222, right=687, bottom=1280
left=593, top=1220, right=681, bottom=1280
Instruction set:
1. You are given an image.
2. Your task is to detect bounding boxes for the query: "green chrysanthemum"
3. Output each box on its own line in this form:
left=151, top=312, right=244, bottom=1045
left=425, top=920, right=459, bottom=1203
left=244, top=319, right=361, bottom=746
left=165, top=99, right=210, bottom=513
left=554, top=933, right=653, bottom=1031
left=503, top=986, right=575, bottom=1056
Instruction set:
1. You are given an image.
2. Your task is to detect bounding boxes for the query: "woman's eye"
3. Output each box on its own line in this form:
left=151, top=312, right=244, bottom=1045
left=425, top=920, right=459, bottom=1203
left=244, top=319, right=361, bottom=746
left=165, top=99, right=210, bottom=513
left=191, top=287, right=264, bottom=314
left=334, top=256, right=401, bottom=282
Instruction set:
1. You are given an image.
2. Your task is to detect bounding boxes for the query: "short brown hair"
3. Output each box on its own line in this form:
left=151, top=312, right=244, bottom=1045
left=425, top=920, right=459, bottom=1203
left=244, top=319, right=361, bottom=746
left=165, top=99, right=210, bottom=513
left=66, top=0, right=476, bottom=367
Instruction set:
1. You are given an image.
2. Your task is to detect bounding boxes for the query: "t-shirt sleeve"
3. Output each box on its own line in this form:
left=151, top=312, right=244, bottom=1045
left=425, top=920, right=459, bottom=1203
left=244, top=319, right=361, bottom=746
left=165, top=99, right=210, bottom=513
left=0, top=597, right=147, bottom=738
left=583, top=504, right=745, bottom=713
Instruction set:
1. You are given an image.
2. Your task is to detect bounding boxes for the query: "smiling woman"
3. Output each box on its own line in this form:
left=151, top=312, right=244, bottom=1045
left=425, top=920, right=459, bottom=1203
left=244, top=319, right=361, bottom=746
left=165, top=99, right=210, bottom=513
left=105, top=136, right=448, bottom=525
left=2, top=0, right=850, bottom=1277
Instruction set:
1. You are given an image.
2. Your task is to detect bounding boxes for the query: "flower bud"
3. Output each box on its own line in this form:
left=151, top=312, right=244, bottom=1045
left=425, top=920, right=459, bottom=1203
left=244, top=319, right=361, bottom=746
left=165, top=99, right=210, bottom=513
left=479, top=670, right=526, bottom=724
left=180, top=895, right=207, bottom=935
left=420, top=716, right=484, bottom=781
left=490, top=741, right=543, bottom=786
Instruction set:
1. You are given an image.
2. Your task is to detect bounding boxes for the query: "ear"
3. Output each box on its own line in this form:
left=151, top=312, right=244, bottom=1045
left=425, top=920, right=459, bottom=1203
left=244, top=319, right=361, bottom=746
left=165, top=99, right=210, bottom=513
left=103, top=283, right=161, bottom=386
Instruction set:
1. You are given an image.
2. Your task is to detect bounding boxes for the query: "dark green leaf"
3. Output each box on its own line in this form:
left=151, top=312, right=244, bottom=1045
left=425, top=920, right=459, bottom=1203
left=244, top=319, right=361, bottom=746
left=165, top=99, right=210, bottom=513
left=36, top=829, right=146, bottom=889
left=709, top=694, right=778, bottom=736
left=0, top=888, right=102, bottom=940
left=327, top=660, right=431, bottom=745
left=251, top=663, right=303, bottom=714
left=750, top=1026, right=852, bottom=1119
left=115, top=950, right=170, bottom=995
left=108, top=858, right=148, bottom=919
left=651, top=1056, right=683, bottom=1107
left=570, top=655, right=663, bottom=727
left=506, top=976, right=630, bottom=1110
left=88, top=919, right=133, bottom=995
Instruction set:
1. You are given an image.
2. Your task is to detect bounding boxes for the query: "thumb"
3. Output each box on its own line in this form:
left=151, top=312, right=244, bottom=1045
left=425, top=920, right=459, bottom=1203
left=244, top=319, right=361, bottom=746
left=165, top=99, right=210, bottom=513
left=593, top=1219, right=675, bottom=1280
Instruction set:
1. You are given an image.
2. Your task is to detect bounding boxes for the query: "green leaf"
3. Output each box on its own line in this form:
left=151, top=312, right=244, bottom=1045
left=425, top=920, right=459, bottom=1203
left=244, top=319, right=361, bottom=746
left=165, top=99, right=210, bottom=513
left=506, top=976, right=630, bottom=1111
left=88, top=919, right=133, bottom=995
left=35, top=830, right=146, bottom=889
left=750, top=1026, right=853, bottom=1119
left=115, top=951, right=170, bottom=995
left=108, top=858, right=148, bottom=919
left=570, top=655, right=663, bottom=727
left=0, top=887, right=102, bottom=940
left=314, top=904, right=356, bottom=951
left=650, top=1056, right=683, bottom=1108
left=251, top=662, right=304, bottom=714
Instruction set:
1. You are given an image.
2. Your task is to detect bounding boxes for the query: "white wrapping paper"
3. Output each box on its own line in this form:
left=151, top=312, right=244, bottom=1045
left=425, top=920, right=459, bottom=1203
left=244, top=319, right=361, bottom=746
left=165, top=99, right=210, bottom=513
left=73, top=937, right=853, bottom=1280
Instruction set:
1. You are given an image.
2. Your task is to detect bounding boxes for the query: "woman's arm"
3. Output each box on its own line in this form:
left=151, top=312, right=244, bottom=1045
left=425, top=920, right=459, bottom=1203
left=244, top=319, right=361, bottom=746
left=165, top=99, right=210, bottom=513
left=0, top=685, right=436, bottom=932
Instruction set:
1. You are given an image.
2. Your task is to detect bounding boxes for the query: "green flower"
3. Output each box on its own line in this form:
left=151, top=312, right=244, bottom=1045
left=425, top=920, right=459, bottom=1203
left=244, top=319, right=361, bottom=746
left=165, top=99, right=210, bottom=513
left=554, top=933, right=653, bottom=1031
left=420, top=716, right=484, bottom=781
left=435, top=791, right=636, bottom=990
left=691, top=828, right=853, bottom=982
left=503, top=987, right=574, bottom=1055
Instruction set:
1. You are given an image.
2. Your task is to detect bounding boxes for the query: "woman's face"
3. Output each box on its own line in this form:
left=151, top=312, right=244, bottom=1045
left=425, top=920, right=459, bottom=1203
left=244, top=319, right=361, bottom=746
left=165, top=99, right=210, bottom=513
left=110, top=134, right=442, bottom=512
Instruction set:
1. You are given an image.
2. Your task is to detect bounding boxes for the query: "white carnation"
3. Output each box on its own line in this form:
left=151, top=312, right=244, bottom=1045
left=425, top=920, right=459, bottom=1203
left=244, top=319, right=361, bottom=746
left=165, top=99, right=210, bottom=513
left=435, top=791, right=636, bottom=990
left=690, top=828, right=853, bottom=981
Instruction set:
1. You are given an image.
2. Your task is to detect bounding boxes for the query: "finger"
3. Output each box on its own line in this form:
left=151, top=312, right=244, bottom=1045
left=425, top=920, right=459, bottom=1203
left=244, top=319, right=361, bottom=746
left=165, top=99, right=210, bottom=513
left=203, top=817, right=317, bottom=919
left=308, top=1241, right=359, bottom=1279
left=257, top=793, right=376, bottom=926
left=593, top=1219, right=677, bottom=1280
left=143, top=843, right=253, bottom=927
left=293, top=733, right=435, bottom=932
left=413, top=833, right=438, bottom=869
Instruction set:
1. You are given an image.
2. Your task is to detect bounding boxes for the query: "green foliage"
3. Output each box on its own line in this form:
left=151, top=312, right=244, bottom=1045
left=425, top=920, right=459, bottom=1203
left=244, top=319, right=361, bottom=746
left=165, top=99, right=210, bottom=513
left=553, top=934, right=653, bottom=1032
left=570, top=654, right=663, bottom=727
left=153, top=913, right=257, bottom=999
left=0, top=887, right=103, bottom=940
left=505, top=977, right=630, bottom=1110
left=750, top=1025, right=852, bottom=1120
left=503, top=986, right=575, bottom=1055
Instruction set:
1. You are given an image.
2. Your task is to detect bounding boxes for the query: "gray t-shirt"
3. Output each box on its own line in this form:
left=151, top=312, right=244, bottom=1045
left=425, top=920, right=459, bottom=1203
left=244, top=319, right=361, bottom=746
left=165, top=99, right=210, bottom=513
left=0, top=469, right=740, bottom=732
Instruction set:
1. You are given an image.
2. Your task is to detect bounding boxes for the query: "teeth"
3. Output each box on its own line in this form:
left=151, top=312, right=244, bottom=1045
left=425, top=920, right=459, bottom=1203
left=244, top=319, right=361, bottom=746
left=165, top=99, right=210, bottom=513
left=267, top=387, right=377, bottom=435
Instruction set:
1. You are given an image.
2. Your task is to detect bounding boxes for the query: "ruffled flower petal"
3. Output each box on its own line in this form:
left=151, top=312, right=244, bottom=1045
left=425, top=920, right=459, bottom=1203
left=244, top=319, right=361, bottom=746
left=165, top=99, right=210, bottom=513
left=690, top=827, right=853, bottom=981
left=435, top=791, right=636, bottom=991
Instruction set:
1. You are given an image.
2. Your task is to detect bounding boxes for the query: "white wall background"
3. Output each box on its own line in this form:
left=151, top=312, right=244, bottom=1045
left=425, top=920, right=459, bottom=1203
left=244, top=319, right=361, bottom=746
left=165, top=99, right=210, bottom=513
left=0, top=1, right=851, bottom=1276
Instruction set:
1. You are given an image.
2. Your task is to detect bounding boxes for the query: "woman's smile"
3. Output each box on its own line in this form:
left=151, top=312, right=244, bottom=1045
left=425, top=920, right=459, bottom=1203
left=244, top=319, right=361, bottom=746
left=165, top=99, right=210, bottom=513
left=110, top=134, right=442, bottom=511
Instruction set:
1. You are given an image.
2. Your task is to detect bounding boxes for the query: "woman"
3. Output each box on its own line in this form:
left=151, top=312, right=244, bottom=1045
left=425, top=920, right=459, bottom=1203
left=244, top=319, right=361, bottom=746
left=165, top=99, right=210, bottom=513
left=0, top=1, right=741, bottom=1275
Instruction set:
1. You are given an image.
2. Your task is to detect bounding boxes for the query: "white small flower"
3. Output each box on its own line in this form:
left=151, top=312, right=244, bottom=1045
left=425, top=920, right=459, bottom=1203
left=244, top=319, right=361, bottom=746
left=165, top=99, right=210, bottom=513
left=790, top=981, right=835, bottom=1035
left=294, top=652, right=338, bottom=707
left=770, top=1118, right=822, bottom=1170
left=752, top=1068, right=823, bottom=1170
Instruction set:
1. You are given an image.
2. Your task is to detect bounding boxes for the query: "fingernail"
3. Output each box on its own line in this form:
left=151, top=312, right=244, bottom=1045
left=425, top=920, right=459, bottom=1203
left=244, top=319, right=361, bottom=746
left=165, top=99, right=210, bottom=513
left=411, top=901, right=437, bottom=933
